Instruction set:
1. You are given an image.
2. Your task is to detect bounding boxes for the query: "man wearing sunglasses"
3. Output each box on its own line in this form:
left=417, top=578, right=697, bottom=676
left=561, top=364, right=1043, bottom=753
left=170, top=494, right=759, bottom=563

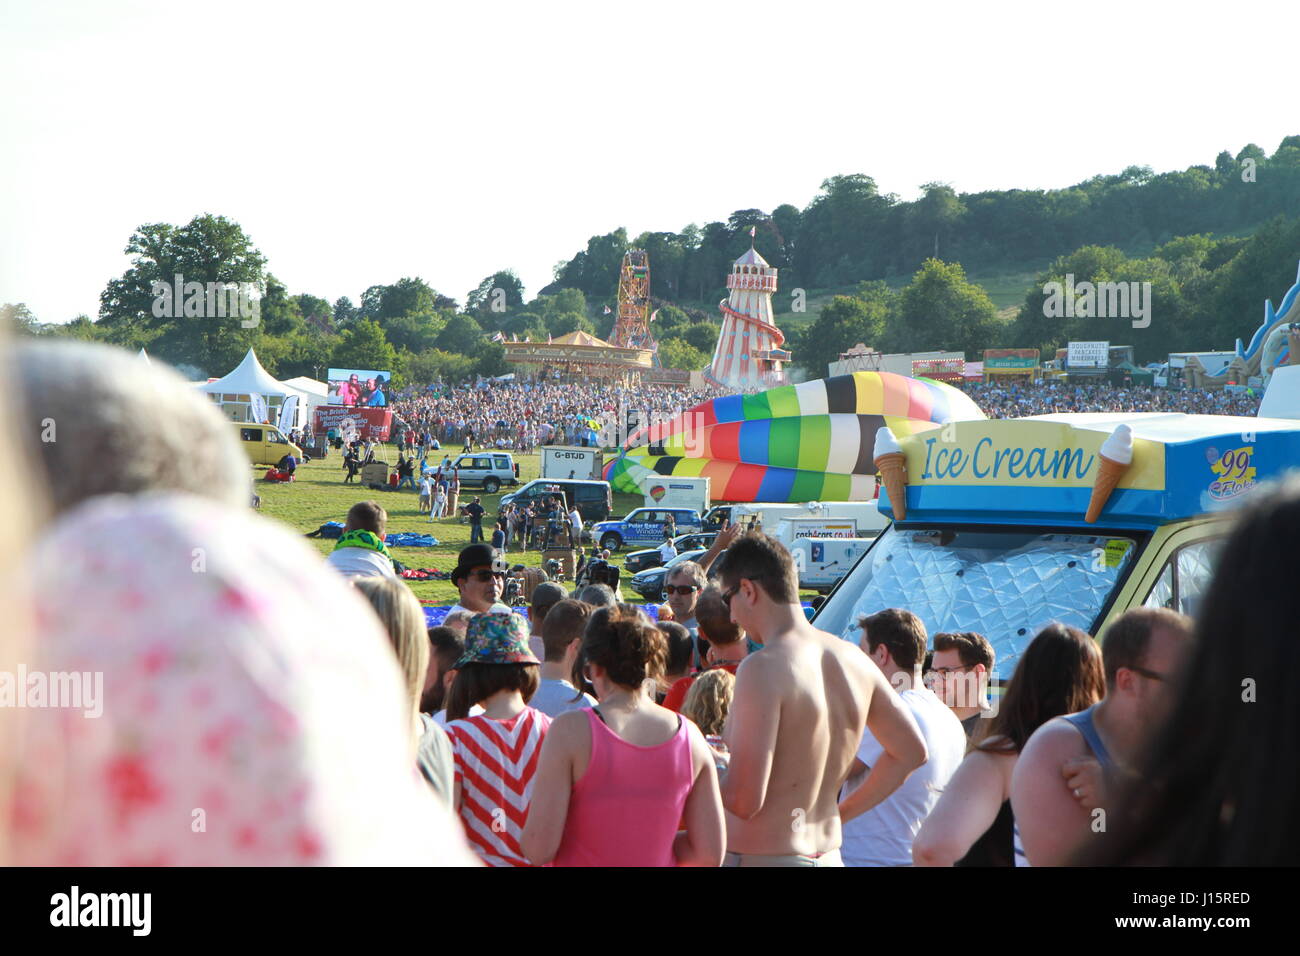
left=447, top=543, right=511, bottom=617
left=717, top=532, right=928, bottom=867
left=1011, top=607, right=1194, bottom=866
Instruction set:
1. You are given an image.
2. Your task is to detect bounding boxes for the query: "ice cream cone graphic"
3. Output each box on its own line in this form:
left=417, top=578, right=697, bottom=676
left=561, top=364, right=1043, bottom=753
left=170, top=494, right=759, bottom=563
left=873, top=426, right=909, bottom=521
left=1086, top=424, right=1134, bottom=523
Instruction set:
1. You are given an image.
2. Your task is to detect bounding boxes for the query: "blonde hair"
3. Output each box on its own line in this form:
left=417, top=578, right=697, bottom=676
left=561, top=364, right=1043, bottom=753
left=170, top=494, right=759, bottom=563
left=681, top=669, right=735, bottom=737
left=354, top=577, right=429, bottom=719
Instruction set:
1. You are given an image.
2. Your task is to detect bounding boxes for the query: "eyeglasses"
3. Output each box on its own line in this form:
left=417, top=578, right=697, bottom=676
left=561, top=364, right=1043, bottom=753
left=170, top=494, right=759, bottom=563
left=930, top=664, right=975, bottom=675
left=721, top=583, right=741, bottom=607
left=469, top=569, right=506, bottom=582
left=663, top=585, right=699, bottom=596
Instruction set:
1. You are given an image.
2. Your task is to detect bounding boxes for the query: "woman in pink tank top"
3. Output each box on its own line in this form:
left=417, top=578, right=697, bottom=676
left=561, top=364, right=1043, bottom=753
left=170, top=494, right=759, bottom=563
left=521, top=605, right=725, bottom=867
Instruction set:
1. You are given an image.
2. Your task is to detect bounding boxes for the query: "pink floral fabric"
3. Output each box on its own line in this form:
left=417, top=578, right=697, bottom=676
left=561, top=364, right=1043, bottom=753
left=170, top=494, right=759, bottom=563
left=11, top=492, right=477, bottom=866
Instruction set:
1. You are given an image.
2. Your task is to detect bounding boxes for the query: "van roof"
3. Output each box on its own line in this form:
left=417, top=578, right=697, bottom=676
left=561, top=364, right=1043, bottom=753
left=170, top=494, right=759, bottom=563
left=883, top=413, right=1300, bottom=528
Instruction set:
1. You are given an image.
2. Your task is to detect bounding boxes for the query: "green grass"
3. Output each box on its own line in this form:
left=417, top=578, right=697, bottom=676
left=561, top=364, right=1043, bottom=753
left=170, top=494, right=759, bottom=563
left=256, top=446, right=645, bottom=606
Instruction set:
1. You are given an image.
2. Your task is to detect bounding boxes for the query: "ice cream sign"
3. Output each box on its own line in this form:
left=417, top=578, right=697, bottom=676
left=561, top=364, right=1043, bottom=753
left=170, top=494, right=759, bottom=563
left=892, top=421, right=1165, bottom=496
left=917, top=435, right=1095, bottom=483
left=1207, top=445, right=1256, bottom=501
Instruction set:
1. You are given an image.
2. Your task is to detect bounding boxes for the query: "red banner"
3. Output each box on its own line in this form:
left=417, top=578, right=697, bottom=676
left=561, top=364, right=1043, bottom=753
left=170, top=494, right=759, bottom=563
left=313, top=406, right=393, bottom=441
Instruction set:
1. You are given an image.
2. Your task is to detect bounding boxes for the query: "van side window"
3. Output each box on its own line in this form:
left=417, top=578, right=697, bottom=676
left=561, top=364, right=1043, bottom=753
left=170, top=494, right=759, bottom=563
left=1142, top=540, right=1219, bottom=617
left=241, top=428, right=260, bottom=441
left=1143, top=562, right=1174, bottom=611
left=493, top=457, right=509, bottom=469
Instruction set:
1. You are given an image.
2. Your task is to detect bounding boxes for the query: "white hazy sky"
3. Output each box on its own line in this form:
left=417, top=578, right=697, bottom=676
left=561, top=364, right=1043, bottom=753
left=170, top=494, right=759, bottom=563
left=1, top=0, right=1294, bottom=323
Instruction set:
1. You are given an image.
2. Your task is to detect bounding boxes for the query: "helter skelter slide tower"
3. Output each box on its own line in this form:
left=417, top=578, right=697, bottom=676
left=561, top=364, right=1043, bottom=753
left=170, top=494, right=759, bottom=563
left=704, top=242, right=792, bottom=390
left=611, top=249, right=657, bottom=349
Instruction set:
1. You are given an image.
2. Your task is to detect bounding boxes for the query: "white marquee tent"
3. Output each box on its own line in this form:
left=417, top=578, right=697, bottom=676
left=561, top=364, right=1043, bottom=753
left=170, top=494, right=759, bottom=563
left=196, top=349, right=302, bottom=427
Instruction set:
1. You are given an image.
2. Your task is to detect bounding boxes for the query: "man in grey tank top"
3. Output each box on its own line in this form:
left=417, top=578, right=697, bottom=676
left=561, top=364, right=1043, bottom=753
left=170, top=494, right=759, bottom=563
left=1011, top=608, right=1194, bottom=866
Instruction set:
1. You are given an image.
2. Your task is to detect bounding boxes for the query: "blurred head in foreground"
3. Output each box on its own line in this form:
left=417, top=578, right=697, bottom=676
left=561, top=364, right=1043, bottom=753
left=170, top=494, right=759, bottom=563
left=13, top=340, right=248, bottom=519
left=9, top=491, right=475, bottom=865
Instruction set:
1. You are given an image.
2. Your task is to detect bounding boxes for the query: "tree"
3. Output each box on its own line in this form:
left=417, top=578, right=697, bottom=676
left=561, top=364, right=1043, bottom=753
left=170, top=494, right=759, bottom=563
left=406, top=348, right=476, bottom=384
left=378, top=277, right=437, bottom=321
left=385, top=310, right=446, bottom=353
left=434, top=313, right=487, bottom=356
left=258, top=275, right=305, bottom=336
left=795, top=291, right=889, bottom=377
left=657, top=337, right=709, bottom=371
left=98, top=213, right=268, bottom=373
left=332, top=318, right=397, bottom=371
left=910, top=182, right=967, bottom=261
left=1, top=302, right=39, bottom=335
left=682, top=322, right=719, bottom=354
left=333, top=296, right=356, bottom=326
left=48, top=314, right=100, bottom=341
left=886, top=259, right=999, bottom=357
left=547, top=312, right=593, bottom=336
left=466, top=270, right=525, bottom=317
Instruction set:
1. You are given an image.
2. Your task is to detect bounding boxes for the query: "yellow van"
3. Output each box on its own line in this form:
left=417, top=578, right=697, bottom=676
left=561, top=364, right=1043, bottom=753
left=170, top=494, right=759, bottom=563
left=812, top=413, right=1300, bottom=673
left=233, top=422, right=303, bottom=465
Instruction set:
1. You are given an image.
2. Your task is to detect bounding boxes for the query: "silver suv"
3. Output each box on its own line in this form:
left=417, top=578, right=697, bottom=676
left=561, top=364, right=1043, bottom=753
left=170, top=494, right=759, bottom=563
left=451, top=452, right=518, bottom=494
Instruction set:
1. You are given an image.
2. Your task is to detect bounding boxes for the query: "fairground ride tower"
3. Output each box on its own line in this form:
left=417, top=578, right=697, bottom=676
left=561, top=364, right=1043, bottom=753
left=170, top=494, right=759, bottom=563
left=704, top=246, right=791, bottom=390
left=611, top=250, right=656, bottom=350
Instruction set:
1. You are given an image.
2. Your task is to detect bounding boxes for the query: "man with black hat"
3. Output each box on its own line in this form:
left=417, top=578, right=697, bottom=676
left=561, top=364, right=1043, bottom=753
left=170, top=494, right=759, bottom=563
left=448, top=543, right=511, bottom=617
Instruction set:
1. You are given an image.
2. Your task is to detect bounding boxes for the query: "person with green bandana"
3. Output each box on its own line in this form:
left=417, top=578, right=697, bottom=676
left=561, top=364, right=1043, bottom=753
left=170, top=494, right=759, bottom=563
left=326, top=501, right=397, bottom=580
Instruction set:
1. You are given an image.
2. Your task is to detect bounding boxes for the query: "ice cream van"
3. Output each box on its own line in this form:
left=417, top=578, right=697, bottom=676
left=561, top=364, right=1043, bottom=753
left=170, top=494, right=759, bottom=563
left=812, top=413, right=1300, bottom=673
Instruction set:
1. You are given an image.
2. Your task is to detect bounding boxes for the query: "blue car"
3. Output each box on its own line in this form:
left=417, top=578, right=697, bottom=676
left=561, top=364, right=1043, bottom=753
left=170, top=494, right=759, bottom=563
left=592, top=507, right=703, bottom=552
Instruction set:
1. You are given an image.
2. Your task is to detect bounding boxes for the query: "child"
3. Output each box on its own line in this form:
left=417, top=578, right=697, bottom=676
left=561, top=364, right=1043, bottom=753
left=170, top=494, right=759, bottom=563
left=445, top=613, right=550, bottom=867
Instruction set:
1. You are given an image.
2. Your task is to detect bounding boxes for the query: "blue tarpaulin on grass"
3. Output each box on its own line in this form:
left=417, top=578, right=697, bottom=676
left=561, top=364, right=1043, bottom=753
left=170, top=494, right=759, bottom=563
left=385, top=532, right=439, bottom=548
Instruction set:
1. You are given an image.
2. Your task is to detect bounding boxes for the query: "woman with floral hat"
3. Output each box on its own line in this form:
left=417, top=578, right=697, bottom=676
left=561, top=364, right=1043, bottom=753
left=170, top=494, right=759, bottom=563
left=445, top=612, right=550, bottom=867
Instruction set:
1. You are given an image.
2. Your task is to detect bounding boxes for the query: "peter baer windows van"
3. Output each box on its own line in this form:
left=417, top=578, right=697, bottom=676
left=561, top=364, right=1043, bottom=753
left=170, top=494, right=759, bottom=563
left=450, top=452, right=518, bottom=493
left=591, top=507, right=703, bottom=552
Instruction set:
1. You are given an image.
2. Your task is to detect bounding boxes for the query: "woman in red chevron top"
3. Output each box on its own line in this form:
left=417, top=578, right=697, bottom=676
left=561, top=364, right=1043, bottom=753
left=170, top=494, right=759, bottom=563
left=445, top=612, right=550, bottom=866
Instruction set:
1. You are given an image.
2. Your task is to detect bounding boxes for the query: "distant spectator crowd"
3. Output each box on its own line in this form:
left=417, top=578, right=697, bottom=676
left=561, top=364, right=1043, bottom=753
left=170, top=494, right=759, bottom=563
left=958, top=381, right=1262, bottom=419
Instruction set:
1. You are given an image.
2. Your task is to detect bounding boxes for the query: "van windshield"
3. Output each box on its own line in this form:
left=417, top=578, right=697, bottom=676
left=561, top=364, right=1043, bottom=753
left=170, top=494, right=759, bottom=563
left=813, top=525, right=1141, bottom=672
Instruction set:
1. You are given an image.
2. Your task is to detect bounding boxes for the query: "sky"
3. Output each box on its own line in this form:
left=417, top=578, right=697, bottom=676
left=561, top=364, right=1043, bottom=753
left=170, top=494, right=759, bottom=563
left=1, top=0, right=1295, bottom=324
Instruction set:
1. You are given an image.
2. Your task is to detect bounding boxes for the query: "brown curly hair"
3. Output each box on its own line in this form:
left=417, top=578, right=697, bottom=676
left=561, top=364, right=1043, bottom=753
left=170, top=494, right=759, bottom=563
left=580, top=604, right=668, bottom=690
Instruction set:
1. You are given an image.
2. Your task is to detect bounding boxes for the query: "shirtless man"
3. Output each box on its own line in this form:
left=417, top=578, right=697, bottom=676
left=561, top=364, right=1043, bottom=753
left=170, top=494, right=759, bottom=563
left=717, top=532, right=928, bottom=866
left=1011, top=607, right=1193, bottom=865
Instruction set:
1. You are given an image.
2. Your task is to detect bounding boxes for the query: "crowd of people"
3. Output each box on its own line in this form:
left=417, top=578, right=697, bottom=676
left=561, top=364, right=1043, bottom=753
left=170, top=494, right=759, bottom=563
left=958, top=381, right=1263, bottom=418
left=389, top=377, right=719, bottom=452
left=5, top=337, right=1297, bottom=868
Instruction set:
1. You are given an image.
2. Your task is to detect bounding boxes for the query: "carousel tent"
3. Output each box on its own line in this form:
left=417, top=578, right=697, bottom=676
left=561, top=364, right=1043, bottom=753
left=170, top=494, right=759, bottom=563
left=196, top=348, right=298, bottom=425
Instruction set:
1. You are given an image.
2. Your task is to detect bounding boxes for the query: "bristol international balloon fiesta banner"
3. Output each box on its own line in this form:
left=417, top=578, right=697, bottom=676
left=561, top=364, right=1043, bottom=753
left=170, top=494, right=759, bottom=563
left=606, top=371, right=987, bottom=503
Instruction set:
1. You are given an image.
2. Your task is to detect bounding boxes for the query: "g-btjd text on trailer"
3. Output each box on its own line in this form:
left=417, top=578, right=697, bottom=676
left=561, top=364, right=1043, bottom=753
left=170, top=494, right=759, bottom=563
left=540, top=446, right=604, bottom=481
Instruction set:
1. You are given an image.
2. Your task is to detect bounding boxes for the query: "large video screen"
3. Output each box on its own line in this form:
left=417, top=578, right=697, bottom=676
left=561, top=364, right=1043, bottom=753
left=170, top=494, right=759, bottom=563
left=327, top=368, right=392, bottom=407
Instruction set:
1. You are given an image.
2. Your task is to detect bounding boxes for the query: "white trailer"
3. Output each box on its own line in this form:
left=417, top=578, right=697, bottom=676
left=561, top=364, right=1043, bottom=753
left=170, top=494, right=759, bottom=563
left=639, top=476, right=711, bottom=513
left=791, top=537, right=876, bottom=593
left=540, top=445, right=604, bottom=480
left=731, top=500, right=890, bottom=536
left=772, top=517, right=863, bottom=551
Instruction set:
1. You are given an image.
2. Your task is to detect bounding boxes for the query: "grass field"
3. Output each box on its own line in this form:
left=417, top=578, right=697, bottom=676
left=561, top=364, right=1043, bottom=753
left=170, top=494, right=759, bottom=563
left=256, top=446, right=645, bottom=606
